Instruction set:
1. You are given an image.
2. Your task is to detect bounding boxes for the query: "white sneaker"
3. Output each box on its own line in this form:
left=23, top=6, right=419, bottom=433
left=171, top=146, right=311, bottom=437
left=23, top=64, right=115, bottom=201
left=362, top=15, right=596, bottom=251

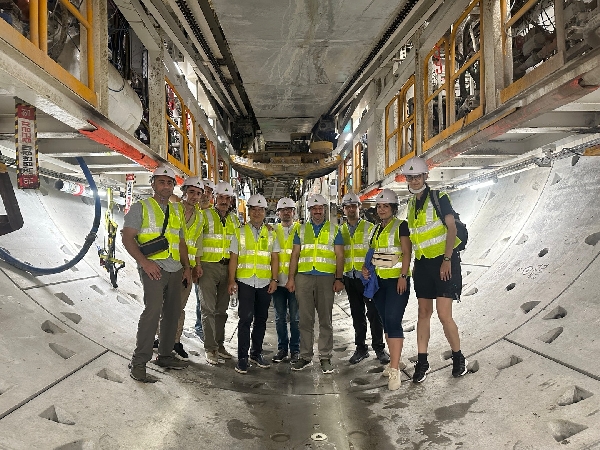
left=388, top=368, right=401, bottom=390
left=205, top=350, right=220, bottom=365
left=382, top=360, right=406, bottom=377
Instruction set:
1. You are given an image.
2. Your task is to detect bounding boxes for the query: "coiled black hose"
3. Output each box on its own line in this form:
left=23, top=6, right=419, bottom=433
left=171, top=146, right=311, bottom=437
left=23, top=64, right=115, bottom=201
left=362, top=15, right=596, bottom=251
left=0, top=157, right=101, bottom=275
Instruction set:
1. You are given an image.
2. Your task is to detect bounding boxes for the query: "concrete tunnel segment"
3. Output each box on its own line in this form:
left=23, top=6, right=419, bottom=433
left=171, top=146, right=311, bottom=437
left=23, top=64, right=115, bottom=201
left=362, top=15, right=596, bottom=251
left=0, top=156, right=599, bottom=448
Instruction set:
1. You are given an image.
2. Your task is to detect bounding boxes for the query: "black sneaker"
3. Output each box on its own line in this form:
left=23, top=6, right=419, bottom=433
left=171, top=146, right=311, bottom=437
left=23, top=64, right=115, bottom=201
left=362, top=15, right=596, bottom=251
left=375, top=349, right=390, bottom=365
left=412, top=361, right=430, bottom=383
left=173, top=343, right=189, bottom=361
left=272, top=349, right=288, bottom=363
left=290, top=352, right=300, bottom=363
left=153, top=339, right=159, bottom=352
left=153, top=355, right=189, bottom=370
left=249, top=354, right=271, bottom=369
left=235, top=358, right=248, bottom=374
left=291, top=358, right=312, bottom=371
left=349, top=348, right=369, bottom=364
left=452, top=353, right=468, bottom=378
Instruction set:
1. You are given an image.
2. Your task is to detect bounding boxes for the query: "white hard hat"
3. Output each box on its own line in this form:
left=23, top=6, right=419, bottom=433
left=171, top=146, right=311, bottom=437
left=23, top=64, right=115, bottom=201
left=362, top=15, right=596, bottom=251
left=277, top=197, right=296, bottom=210
left=152, top=165, right=176, bottom=180
left=307, top=194, right=328, bottom=207
left=182, top=176, right=204, bottom=190
left=375, top=189, right=398, bottom=204
left=341, top=192, right=361, bottom=206
left=401, top=157, right=429, bottom=175
left=203, top=179, right=216, bottom=191
left=214, top=181, right=235, bottom=196
left=247, top=193, right=267, bottom=208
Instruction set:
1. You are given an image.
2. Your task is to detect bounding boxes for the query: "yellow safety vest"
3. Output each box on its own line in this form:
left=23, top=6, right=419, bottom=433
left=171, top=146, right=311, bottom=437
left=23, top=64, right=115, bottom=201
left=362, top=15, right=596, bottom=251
left=179, top=205, right=204, bottom=267
left=236, top=224, right=274, bottom=279
left=276, top=222, right=299, bottom=276
left=407, top=191, right=461, bottom=259
left=200, top=208, right=240, bottom=262
left=370, top=218, right=411, bottom=279
left=298, top=221, right=338, bottom=274
left=341, top=220, right=373, bottom=272
left=138, top=198, right=182, bottom=261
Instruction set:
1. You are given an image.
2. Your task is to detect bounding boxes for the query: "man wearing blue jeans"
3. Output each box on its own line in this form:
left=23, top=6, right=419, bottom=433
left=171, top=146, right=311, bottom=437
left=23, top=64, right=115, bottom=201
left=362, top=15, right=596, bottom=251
left=271, top=197, right=300, bottom=363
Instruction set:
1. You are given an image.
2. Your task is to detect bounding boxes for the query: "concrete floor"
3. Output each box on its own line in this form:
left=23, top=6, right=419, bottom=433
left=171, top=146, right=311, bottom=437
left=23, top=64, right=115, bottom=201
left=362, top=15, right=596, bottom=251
left=1, top=156, right=600, bottom=449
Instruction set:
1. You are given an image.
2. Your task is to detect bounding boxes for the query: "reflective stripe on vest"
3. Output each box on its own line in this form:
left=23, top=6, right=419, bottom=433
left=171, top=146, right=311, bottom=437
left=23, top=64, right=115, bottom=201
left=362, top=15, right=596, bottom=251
left=138, top=198, right=182, bottom=261
left=407, top=191, right=461, bottom=259
left=236, top=224, right=274, bottom=279
left=341, top=220, right=373, bottom=272
left=371, top=218, right=411, bottom=279
left=276, top=222, right=299, bottom=276
left=180, top=205, right=204, bottom=267
left=200, top=208, right=240, bottom=262
left=298, top=221, right=337, bottom=273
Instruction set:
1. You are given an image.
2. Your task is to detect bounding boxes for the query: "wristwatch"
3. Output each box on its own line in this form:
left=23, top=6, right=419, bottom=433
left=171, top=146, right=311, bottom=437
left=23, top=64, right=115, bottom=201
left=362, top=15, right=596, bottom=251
left=443, top=256, right=451, bottom=261
left=335, top=277, right=343, bottom=282
left=270, top=278, right=278, bottom=282
left=400, top=274, right=407, bottom=278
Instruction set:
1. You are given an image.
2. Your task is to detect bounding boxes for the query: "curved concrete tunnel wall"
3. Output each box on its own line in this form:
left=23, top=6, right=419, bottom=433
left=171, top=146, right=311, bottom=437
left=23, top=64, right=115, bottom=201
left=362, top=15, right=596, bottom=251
left=0, top=158, right=599, bottom=449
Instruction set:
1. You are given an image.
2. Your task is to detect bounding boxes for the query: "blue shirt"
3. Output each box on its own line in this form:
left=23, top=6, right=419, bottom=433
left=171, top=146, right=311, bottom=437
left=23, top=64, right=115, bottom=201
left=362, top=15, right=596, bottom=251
left=294, top=220, right=344, bottom=276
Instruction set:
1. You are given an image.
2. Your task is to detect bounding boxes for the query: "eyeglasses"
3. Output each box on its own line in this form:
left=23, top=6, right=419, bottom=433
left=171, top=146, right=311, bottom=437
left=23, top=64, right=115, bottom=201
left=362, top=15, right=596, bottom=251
left=405, top=175, right=423, bottom=181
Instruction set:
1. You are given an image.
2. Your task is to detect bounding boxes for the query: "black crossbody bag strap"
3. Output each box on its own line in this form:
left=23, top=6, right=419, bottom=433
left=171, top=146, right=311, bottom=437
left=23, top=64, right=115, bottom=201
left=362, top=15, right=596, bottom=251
left=428, top=190, right=446, bottom=226
left=160, top=205, right=170, bottom=236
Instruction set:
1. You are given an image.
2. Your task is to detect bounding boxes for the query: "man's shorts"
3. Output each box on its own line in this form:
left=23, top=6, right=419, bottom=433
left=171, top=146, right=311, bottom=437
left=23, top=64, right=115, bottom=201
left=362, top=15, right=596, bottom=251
left=413, top=252, right=462, bottom=300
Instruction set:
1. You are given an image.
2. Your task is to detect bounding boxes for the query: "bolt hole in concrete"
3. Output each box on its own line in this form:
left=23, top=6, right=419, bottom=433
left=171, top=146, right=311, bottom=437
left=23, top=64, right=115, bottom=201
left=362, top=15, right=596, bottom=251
left=538, top=327, right=563, bottom=344
left=585, top=232, right=600, bottom=246
left=557, top=386, right=593, bottom=406
left=116, top=295, right=129, bottom=304
left=333, top=346, right=347, bottom=352
left=39, top=405, right=76, bottom=425
left=355, top=393, right=381, bottom=403
left=350, top=378, right=370, bottom=386
left=520, top=301, right=540, bottom=313
left=270, top=433, right=290, bottom=442
left=506, top=283, right=516, bottom=291
left=65, top=259, right=79, bottom=272
left=538, top=248, right=549, bottom=257
left=41, top=320, right=66, bottom=334
left=0, top=381, right=14, bottom=395
left=516, top=234, right=529, bottom=245
left=367, top=366, right=385, bottom=374
left=90, top=285, right=104, bottom=295
left=467, top=360, right=480, bottom=373
left=497, top=355, right=523, bottom=370
left=49, top=343, right=76, bottom=359
left=96, top=369, right=123, bottom=383
left=53, top=440, right=93, bottom=450
left=542, top=306, right=567, bottom=320
left=464, top=287, right=478, bottom=296
left=442, top=350, right=453, bottom=360
left=548, top=419, right=587, bottom=442
left=311, top=433, right=327, bottom=441
left=61, top=312, right=82, bottom=324
left=54, top=292, right=74, bottom=306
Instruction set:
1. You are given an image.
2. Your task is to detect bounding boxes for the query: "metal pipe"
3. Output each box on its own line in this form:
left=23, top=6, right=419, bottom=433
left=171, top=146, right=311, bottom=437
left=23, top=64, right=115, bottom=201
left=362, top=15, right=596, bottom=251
left=86, top=0, right=94, bottom=92
left=39, top=0, right=47, bottom=54
left=29, top=0, right=39, bottom=48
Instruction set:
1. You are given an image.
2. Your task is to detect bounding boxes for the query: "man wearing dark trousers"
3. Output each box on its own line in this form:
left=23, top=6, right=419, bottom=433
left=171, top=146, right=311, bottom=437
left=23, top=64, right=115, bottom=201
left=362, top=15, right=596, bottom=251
left=123, top=165, right=191, bottom=382
left=340, top=192, right=389, bottom=365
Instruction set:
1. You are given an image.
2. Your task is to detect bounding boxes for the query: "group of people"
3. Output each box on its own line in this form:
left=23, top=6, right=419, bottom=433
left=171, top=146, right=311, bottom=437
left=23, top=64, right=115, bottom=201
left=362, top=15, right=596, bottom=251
left=123, top=155, right=468, bottom=391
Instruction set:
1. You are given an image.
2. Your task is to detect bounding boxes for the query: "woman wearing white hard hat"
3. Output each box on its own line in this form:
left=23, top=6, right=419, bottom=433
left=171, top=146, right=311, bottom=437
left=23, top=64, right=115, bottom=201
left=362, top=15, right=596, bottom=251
left=401, top=156, right=467, bottom=383
left=227, top=193, right=280, bottom=374
left=362, top=188, right=412, bottom=390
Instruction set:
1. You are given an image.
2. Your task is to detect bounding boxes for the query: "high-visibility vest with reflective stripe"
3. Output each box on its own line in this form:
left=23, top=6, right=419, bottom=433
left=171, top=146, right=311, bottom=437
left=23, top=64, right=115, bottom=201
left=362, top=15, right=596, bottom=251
left=298, top=221, right=338, bottom=274
left=138, top=198, right=182, bottom=261
left=370, top=218, right=411, bottom=279
left=179, top=204, right=204, bottom=267
left=407, top=191, right=461, bottom=259
left=236, top=224, right=274, bottom=279
left=200, top=208, right=240, bottom=262
left=341, top=220, right=373, bottom=272
left=275, top=222, right=299, bottom=275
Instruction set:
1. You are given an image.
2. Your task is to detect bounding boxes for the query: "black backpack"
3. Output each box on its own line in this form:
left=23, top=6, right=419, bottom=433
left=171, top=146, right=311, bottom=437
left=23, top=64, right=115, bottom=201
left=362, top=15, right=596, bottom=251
left=428, top=190, right=468, bottom=252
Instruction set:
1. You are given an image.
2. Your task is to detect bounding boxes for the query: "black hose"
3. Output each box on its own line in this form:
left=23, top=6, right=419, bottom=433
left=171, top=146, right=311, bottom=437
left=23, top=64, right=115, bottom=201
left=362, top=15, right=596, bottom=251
left=0, top=157, right=101, bottom=275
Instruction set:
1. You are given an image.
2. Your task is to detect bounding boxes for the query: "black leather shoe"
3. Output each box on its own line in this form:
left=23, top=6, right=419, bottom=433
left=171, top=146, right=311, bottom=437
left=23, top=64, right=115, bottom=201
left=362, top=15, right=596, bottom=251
left=349, top=348, right=369, bottom=364
left=376, top=350, right=390, bottom=365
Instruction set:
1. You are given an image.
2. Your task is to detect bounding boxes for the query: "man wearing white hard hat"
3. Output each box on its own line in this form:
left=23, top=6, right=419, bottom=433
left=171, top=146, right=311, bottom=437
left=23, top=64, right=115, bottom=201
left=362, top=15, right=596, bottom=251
left=197, top=180, right=240, bottom=365
left=122, top=165, right=191, bottom=382
left=271, top=197, right=300, bottom=363
left=401, top=156, right=467, bottom=383
left=193, top=178, right=216, bottom=342
left=340, top=192, right=389, bottom=366
left=155, top=176, right=205, bottom=361
left=227, top=193, right=280, bottom=374
left=286, top=193, right=345, bottom=374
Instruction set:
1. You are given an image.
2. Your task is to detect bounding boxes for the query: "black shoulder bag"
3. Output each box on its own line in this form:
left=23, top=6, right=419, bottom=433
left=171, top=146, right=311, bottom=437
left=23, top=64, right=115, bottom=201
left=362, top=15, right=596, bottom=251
left=138, top=204, right=170, bottom=256
left=428, top=190, right=468, bottom=252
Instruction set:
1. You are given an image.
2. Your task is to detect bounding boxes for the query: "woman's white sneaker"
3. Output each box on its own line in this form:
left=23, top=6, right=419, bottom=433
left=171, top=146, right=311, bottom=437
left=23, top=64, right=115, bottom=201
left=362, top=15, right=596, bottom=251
left=388, top=368, right=401, bottom=390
